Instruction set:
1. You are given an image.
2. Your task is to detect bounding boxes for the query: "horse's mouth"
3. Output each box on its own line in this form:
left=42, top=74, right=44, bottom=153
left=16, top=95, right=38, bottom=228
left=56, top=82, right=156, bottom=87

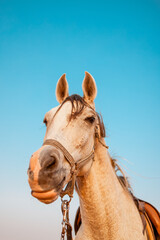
left=31, top=189, right=58, bottom=204
left=31, top=177, right=67, bottom=204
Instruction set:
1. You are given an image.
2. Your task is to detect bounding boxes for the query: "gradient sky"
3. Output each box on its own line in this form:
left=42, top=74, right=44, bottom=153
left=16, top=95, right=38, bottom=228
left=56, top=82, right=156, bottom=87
left=0, top=0, right=160, bottom=239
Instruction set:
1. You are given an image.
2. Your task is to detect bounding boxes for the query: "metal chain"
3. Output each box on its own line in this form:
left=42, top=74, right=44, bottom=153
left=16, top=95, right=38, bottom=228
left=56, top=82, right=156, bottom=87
left=61, top=198, right=72, bottom=240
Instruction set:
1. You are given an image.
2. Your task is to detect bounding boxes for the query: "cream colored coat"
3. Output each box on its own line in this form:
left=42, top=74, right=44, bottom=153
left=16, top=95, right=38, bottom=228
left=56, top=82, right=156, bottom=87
left=28, top=72, right=147, bottom=240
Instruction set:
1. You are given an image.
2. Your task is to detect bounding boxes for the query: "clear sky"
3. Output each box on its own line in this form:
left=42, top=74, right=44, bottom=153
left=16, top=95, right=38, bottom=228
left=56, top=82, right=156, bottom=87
left=0, top=0, right=160, bottom=239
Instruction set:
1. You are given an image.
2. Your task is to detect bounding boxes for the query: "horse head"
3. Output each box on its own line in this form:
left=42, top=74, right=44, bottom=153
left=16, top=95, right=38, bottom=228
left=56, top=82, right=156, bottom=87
left=27, top=72, right=105, bottom=204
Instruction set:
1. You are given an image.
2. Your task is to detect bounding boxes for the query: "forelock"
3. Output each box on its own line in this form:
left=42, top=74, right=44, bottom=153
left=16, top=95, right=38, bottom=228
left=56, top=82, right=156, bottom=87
left=55, top=94, right=106, bottom=137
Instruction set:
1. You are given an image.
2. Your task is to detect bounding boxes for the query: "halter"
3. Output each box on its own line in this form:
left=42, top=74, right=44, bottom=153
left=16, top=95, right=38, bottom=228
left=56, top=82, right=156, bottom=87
left=42, top=126, right=109, bottom=240
left=43, top=138, right=95, bottom=198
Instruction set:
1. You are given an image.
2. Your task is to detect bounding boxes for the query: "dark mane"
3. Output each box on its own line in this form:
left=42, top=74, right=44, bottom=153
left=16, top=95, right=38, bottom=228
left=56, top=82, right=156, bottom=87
left=62, top=94, right=89, bottom=119
left=56, top=94, right=106, bottom=138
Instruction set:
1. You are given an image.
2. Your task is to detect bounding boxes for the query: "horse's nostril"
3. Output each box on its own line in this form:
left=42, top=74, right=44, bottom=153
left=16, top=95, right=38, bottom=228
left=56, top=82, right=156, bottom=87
left=45, top=156, right=56, bottom=170
left=27, top=167, right=31, bottom=175
left=27, top=168, right=34, bottom=180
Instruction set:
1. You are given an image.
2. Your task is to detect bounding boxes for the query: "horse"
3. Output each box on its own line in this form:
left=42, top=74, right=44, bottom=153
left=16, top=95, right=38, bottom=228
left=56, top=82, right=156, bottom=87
left=27, top=72, right=160, bottom=240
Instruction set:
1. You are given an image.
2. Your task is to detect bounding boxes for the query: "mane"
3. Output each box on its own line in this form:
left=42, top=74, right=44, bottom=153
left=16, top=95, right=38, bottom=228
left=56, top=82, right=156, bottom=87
left=111, top=157, right=132, bottom=194
left=56, top=94, right=106, bottom=138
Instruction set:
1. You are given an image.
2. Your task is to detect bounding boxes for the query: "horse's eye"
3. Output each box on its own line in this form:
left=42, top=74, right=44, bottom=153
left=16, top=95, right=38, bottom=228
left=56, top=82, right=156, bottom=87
left=43, top=118, right=48, bottom=126
left=85, top=116, right=95, bottom=124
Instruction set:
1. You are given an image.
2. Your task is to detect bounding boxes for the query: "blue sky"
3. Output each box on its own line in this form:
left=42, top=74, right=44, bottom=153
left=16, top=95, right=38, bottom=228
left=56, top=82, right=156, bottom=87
left=0, top=0, right=160, bottom=239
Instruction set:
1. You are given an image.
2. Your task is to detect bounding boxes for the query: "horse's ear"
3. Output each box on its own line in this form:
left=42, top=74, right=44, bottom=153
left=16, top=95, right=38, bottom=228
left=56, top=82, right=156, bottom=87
left=56, top=74, right=69, bottom=103
left=82, top=72, right=97, bottom=103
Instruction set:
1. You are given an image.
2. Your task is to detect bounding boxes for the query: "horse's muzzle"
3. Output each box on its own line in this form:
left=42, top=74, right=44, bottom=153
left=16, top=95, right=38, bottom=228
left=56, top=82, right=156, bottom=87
left=27, top=145, right=65, bottom=204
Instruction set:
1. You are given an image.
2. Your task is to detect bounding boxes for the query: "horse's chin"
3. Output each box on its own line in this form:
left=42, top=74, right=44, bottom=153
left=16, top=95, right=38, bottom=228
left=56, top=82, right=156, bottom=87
left=31, top=189, right=59, bottom=204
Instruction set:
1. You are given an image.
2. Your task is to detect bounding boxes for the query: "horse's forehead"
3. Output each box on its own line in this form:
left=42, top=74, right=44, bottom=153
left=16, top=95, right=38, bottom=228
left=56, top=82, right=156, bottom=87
left=56, top=102, right=72, bottom=116
left=44, top=106, right=58, bottom=122
left=45, top=102, right=70, bottom=117
left=45, top=101, right=95, bottom=126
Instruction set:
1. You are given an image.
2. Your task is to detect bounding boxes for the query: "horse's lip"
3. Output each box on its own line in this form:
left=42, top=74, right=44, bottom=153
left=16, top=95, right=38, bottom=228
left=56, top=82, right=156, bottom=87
left=31, top=189, right=58, bottom=203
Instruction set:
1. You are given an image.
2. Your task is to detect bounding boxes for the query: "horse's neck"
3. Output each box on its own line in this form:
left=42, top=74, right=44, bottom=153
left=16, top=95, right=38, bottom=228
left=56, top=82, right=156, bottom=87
left=76, top=140, right=145, bottom=240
